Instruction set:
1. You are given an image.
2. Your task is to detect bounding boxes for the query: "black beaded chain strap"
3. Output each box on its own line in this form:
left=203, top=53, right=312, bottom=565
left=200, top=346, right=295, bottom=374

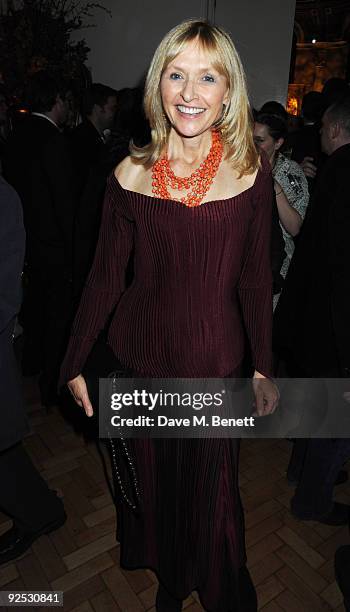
left=106, top=371, right=141, bottom=513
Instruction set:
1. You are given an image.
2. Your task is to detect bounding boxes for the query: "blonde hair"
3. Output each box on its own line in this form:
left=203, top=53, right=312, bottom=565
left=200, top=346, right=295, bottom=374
left=130, top=19, right=259, bottom=176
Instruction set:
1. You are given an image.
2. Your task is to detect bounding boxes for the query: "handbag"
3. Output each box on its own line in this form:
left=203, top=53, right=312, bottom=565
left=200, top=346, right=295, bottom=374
left=106, top=370, right=141, bottom=512
left=83, top=332, right=141, bottom=513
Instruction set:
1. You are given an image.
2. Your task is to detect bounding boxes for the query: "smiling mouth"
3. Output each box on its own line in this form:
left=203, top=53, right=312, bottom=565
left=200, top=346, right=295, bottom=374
left=176, top=105, right=206, bottom=115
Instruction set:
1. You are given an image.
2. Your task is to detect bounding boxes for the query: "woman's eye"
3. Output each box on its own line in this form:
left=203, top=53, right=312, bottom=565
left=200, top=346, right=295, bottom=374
left=202, top=74, right=215, bottom=82
left=169, top=73, right=182, bottom=80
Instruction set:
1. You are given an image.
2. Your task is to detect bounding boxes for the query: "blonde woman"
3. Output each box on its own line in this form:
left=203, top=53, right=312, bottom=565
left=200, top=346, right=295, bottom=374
left=60, top=20, right=278, bottom=612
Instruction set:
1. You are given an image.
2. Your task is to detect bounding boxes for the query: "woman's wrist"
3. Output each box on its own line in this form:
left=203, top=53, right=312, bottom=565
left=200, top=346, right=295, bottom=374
left=273, top=179, right=283, bottom=197
left=253, top=370, right=267, bottom=379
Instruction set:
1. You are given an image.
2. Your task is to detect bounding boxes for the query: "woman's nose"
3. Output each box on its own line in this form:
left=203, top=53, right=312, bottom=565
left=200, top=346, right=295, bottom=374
left=181, top=79, right=198, bottom=103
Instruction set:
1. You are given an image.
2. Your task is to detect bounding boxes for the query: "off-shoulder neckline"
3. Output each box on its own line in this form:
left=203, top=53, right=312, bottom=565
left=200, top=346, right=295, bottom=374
left=110, top=166, right=262, bottom=207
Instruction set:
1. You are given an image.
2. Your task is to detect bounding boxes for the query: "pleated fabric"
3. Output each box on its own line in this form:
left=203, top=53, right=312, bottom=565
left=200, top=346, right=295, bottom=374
left=59, top=153, right=273, bottom=611
left=117, top=435, right=245, bottom=612
left=59, top=154, right=273, bottom=387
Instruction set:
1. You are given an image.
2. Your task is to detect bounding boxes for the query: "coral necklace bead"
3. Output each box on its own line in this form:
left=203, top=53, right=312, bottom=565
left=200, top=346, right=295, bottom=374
left=151, top=130, right=223, bottom=207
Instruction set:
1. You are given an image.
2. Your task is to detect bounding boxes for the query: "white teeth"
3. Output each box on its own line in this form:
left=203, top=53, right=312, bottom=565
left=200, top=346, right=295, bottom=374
left=177, top=105, right=205, bottom=115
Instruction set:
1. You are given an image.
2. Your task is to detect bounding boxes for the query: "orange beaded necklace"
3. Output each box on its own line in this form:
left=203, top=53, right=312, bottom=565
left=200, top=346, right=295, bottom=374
left=151, top=130, right=223, bottom=207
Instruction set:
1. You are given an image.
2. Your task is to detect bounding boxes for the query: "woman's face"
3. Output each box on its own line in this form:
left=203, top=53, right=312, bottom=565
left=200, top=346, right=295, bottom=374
left=253, top=122, right=282, bottom=164
left=160, top=38, right=229, bottom=139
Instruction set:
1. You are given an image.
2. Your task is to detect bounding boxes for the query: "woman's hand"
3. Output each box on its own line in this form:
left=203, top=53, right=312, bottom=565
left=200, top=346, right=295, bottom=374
left=252, top=373, right=279, bottom=417
left=67, top=374, right=93, bottom=417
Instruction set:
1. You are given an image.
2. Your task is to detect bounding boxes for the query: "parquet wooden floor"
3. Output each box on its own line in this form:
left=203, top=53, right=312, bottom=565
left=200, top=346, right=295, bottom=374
left=0, top=377, right=349, bottom=611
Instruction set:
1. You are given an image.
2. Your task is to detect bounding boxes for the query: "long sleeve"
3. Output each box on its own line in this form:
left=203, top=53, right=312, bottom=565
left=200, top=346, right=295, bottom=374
left=238, top=164, right=273, bottom=377
left=59, top=178, right=134, bottom=385
left=0, top=179, right=25, bottom=333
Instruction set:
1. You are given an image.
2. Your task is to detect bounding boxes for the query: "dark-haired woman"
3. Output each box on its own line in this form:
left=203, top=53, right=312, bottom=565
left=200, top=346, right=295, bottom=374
left=254, top=113, right=309, bottom=307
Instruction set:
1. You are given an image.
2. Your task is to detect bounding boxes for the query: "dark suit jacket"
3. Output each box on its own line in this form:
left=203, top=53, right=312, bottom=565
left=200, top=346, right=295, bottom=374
left=0, top=177, right=29, bottom=451
left=289, top=124, right=322, bottom=165
left=68, top=121, right=116, bottom=298
left=3, top=114, right=75, bottom=273
left=69, top=120, right=107, bottom=196
left=273, top=143, right=350, bottom=376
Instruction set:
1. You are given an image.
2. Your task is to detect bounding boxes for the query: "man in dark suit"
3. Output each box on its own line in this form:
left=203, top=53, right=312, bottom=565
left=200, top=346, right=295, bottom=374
left=70, top=83, right=117, bottom=194
left=0, top=176, right=66, bottom=565
left=69, top=84, right=118, bottom=299
left=289, top=92, right=324, bottom=166
left=274, top=94, right=350, bottom=524
left=3, top=71, right=76, bottom=407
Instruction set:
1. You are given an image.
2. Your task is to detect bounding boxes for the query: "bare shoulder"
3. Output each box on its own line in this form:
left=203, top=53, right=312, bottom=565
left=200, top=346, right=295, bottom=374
left=242, top=165, right=259, bottom=187
left=221, top=159, right=258, bottom=192
left=114, top=156, right=148, bottom=191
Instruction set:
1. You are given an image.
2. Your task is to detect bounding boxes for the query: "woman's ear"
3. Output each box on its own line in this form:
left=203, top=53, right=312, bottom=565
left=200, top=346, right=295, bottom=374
left=274, top=137, right=284, bottom=152
left=223, top=86, right=230, bottom=107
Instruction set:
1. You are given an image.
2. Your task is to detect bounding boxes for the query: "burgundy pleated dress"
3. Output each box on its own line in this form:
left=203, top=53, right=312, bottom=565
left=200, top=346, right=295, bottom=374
left=60, top=153, right=273, bottom=612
